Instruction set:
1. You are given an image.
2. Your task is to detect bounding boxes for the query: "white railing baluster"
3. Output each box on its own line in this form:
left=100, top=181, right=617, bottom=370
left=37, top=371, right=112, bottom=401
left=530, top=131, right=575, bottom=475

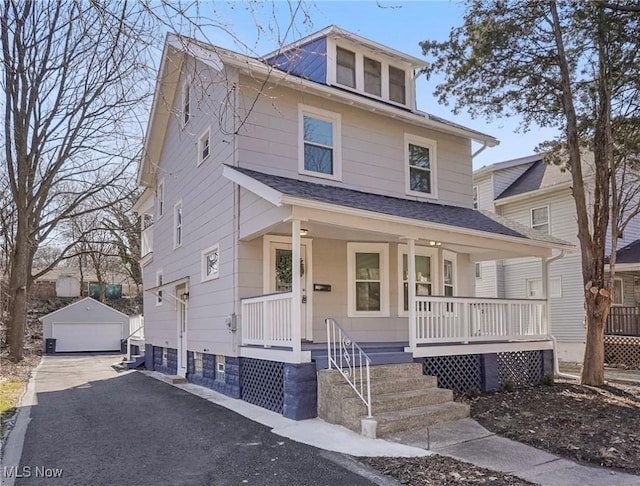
left=241, top=292, right=293, bottom=347
left=325, top=318, right=372, bottom=418
left=411, top=296, right=548, bottom=346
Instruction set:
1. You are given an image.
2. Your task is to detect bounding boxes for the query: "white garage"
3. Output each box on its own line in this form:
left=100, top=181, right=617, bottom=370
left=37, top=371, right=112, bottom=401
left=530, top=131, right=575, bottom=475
left=41, top=297, right=129, bottom=353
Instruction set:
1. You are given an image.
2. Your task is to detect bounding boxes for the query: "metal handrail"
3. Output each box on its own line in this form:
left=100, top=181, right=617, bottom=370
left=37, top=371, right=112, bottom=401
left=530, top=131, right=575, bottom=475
left=123, top=325, right=145, bottom=342
left=325, top=318, right=372, bottom=418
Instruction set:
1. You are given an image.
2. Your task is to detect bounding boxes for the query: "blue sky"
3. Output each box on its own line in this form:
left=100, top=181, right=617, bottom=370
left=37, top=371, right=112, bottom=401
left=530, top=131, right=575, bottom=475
left=186, top=1, right=561, bottom=169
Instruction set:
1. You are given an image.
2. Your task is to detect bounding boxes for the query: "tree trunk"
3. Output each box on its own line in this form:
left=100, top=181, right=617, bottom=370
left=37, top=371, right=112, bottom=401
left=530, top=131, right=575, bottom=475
left=581, top=293, right=609, bottom=384
left=7, top=220, right=30, bottom=362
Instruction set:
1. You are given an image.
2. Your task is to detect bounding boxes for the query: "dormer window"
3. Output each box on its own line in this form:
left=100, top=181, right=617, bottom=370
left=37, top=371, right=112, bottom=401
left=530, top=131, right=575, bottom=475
left=331, top=42, right=410, bottom=107
left=389, top=66, right=406, bottom=104
left=336, top=47, right=355, bottom=88
left=364, top=57, right=381, bottom=96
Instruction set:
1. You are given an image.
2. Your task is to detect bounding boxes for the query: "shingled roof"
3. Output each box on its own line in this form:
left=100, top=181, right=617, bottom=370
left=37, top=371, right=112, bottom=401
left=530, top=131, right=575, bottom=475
left=611, top=239, right=640, bottom=265
left=228, top=166, right=573, bottom=248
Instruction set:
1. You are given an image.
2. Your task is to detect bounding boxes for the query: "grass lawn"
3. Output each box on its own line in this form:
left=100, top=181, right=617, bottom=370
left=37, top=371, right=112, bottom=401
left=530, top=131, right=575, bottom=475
left=0, top=377, right=25, bottom=435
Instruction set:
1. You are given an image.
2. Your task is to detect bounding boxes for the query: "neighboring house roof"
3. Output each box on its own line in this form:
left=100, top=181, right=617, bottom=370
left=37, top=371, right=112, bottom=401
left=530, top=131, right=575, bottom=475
left=473, top=153, right=542, bottom=180
left=38, top=297, right=131, bottom=321
left=225, top=165, right=573, bottom=249
left=610, top=239, right=640, bottom=265
left=496, top=159, right=573, bottom=200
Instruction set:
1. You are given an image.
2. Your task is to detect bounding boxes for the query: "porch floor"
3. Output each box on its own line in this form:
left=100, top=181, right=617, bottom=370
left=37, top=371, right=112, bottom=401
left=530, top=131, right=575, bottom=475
left=304, top=341, right=413, bottom=370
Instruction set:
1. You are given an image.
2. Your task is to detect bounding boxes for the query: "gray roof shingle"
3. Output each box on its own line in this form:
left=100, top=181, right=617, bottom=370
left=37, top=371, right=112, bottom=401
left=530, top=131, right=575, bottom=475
left=610, top=239, right=640, bottom=264
left=229, top=166, right=573, bottom=247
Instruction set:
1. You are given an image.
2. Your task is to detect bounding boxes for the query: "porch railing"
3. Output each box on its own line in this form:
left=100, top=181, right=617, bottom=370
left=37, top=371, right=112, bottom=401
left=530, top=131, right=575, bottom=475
left=128, top=314, right=145, bottom=340
left=242, top=292, right=293, bottom=347
left=413, top=296, right=548, bottom=345
left=326, top=318, right=372, bottom=418
left=606, top=306, right=640, bottom=336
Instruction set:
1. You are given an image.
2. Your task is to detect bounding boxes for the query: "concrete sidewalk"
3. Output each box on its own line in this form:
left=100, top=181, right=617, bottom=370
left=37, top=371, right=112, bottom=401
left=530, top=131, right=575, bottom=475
left=149, top=370, right=640, bottom=486
left=389, top=418, right=640, bottom=486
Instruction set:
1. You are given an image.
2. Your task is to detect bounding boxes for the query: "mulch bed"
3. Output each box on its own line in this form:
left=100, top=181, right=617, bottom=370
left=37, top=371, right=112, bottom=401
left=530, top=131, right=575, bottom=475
left=470, top=380, right=640, bottom=475
left=364, top=455, right=535, bottom=485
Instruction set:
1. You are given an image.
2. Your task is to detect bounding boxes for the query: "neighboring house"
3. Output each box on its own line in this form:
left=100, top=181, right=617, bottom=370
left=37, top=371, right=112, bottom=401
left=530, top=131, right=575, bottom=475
left=473, top=154, right=640, bottom=363
left=134, top=26, right=573, bottom=434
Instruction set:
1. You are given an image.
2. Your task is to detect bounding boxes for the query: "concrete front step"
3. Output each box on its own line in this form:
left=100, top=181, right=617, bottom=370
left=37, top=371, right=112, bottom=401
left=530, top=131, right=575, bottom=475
left=343, top=387, right=454, bottom=421
left=374, top=402, right=471, bottom=437
left=320, top=363, right=428, bottom=384
left=332, top=375, right=438, bottom=396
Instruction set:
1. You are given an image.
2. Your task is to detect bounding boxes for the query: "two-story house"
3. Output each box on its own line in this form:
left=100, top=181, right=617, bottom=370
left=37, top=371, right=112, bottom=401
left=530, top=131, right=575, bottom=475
left=474, top=154, right=640, bottom=364
left=134, top=26, right=573, bottom=437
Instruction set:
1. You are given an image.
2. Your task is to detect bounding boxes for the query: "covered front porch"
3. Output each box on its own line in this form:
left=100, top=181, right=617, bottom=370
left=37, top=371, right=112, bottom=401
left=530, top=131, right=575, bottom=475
left=227, top=168, right=571, bottom=366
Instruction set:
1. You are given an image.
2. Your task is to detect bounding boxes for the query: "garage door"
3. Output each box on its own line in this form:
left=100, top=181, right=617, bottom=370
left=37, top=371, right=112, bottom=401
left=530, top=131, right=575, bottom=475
left=52, top=322, right=122, bottom=352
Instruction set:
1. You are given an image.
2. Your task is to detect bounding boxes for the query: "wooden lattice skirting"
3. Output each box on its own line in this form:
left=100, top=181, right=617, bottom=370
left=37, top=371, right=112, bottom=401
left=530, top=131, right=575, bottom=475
left=604, top=335, right=640, bottom=369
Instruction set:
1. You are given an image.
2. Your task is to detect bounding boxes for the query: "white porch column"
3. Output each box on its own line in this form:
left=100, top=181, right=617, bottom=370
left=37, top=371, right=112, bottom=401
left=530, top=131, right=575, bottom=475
left=541, top=256, right=549, bottom=335
left=291, top=219, right=302, bottom=361
left=407, top=238, right=417, bottom=351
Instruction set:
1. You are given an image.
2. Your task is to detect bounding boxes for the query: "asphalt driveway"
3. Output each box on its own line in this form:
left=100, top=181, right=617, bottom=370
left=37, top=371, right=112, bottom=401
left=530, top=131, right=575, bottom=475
left=8, top=355, right=385, bottom=486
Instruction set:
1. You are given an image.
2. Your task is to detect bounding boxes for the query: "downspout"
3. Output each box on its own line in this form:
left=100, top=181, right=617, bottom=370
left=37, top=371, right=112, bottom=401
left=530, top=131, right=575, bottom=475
left=472, top=141, right=488, bottom=159
left=544, top=250, right=579, bottom=379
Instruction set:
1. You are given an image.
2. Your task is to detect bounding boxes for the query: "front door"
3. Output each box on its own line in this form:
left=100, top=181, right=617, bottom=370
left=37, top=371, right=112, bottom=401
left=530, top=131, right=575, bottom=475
left=176, top=284, right=188, bottom=377
left=268, top=241, right=312, bottom=341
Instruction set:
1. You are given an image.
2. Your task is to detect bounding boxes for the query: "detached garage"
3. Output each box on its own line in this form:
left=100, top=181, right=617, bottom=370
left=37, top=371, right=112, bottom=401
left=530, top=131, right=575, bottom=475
left=41, top=297, right=129, bottom=353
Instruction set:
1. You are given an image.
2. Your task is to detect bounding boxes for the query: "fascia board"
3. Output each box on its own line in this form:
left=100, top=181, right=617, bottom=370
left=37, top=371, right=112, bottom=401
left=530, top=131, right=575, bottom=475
left=281, top=195, right=575, bottom=252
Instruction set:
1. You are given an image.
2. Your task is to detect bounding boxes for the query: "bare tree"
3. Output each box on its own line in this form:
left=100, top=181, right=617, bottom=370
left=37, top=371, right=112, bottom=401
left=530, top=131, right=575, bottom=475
left=1, top=1, right=155, bottom=360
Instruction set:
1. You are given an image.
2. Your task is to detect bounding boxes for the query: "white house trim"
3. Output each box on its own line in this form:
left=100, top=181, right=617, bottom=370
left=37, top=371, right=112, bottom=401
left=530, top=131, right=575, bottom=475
left=222, top=165, right=283, bottom=206
left=397, top=244, right=439, bottom=317
left=297, top=104, right=342, bottom=181
left=347, top=242, right=390, bottom=317
left=37, top=297, right=129, bottom=321
left=404, top=133, right=438, bottom=200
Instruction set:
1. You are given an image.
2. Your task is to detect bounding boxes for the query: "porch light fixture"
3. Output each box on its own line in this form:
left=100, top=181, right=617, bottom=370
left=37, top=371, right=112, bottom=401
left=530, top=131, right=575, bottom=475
left=429, top=240, right=442, bottom=247
left=299, top=228, right=309, bottom=236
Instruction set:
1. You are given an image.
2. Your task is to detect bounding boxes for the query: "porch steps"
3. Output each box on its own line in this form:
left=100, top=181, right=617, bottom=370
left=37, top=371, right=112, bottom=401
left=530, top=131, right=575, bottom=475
left=124, top=354, right=146, bottom=369
left=317, top=363, right=469, bottom=437
left=309, top=343, right=413, bottom=370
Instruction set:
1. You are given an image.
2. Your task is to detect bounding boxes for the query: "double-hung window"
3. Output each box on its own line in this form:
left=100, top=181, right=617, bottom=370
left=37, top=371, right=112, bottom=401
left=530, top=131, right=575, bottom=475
left=198, top=128, right=210, bottom=166
left=348, top=243, right=389, bottom=317
left=531, top=206, right=550, bottom=234
left=182, top=79, right=191, bottom=126
left=364, top=56, right=381, bottom=96
left=336, top=47, right=356, bottom=88
left=174, top=201, right=183, bottom=248
left=299, top=105, right=341, bottom=180
left=389, top=65, right=406, bottom=104
left=405, top=134, right=437, bottom=198
left=612, top=278, right=623, bottom=306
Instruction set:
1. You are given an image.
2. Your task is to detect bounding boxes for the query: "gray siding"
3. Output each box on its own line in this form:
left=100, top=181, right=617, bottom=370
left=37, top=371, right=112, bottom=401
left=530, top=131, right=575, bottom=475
left=474, top=175, right=495, bottom=212
left=143, top=57, right=238, bottom=356
left=475, top=261, right=499, bottom=298
left=237, top=77, right=474, bottom=208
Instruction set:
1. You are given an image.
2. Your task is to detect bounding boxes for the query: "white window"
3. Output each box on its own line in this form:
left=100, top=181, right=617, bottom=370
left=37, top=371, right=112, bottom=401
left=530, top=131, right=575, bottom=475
left=363, top=56, right=381, bottom=96
left=194, top=352, right=203, bottom=374
left=398, top=245, right=438, bottom=315
left=201, top=244, right=220, bottom=282
left=182, top=79, right=191, bottom=126
left=156, top=270, right=163, bottom=306
left=157, top=179, right=164, bottom=218
left=174, top=201, right=182, bottom=248
left=612, top=278, right=623, bottom=306
left=526, top=277, right=562, bottom=298
left=442, top=251, right=456, bottom=297
left=531, top=206, right=550, bottom=234
left=348, top=243, right=389, bottom=317
left=336, top=47, right=356, bottom=88
left=475, top=263, right=481, bottom=279
left=216, top=355, right=225, bottom=382
left=389, top=65, right=406, bottom=104
left=405, top=134, right=437, bottom=198
left=198, top=128, right=210, bottom=165
left=473, top=186, right=479, bottom=209
left=298, top=105, right=342, bottom=180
